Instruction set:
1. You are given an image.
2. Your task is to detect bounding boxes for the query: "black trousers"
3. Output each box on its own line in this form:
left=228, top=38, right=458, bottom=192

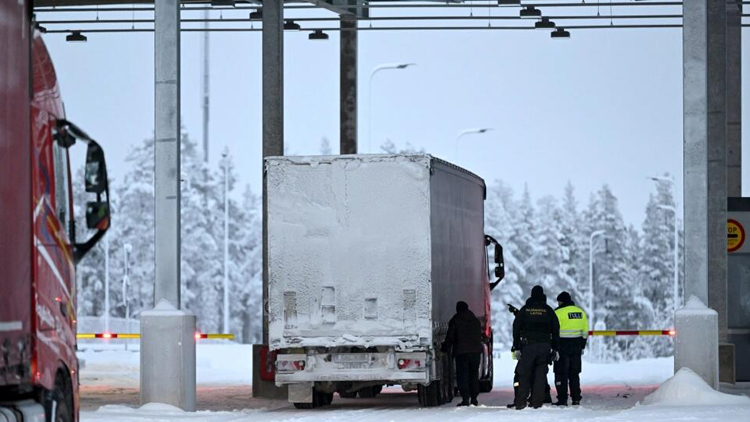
left=455, top=353, right=481, bottom=402
left=514, top=342, right=550, bottom=408
left=554, top=348, right=582, bottom=402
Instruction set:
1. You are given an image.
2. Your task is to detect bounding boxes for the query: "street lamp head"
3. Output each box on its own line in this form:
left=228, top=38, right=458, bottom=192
left=396, top=63, right=416, bottom=69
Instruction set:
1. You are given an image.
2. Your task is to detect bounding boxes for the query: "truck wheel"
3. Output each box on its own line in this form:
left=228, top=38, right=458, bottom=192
left=417, top=381, right=442, bottom=407
left=358, top=386, right=376, bottom=398
left=320, top=392, right=334, bottom=406
left=338, top=391, right=357, bottom=399
left=478, top=351, right=493, bottom=393
left=442, top=354, right=455, bottom=403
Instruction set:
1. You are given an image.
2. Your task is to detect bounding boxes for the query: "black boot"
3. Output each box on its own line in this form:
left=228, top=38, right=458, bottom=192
left=457, top=400, right=470, bottom=407
left=553, top=400, right=567, bottom=406
left=572, top=400, right=580, bottom=406
left=471, top=398, right=478, bottom=406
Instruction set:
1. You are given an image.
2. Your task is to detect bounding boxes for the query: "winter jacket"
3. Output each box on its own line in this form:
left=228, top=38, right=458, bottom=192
left=555, top=300, right=589, bottom=352
left=443, top=309, right=484, bottom=355
left=512, top=294, right=560, bottom=352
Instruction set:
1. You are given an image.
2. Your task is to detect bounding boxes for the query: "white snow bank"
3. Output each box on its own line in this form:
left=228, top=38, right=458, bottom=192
left=85, top=404, right=260, bottom=421
left=641, top=368, right=750, bottom=407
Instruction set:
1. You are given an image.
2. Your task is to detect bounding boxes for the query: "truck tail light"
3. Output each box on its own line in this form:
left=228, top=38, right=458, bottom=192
left=276, top=357, right=307, bottom=373
left=397, top=358, right=422, bottom=370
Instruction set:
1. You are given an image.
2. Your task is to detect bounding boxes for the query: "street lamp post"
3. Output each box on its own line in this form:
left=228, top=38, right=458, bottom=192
left=648, top=176, right=680, bottom=309
left=104, top=233, right=110, bottom=333
left=455, top=128, right=493, bottom=162
left=222, top=150, right=230, bottom=335
left=589, top=230, right=606, bottom=328
left=122, top=243, right=132, bottom=350
left=368, top=63, right=416, bottom=153
left=589, top=229, right=606, bottom=361
left=658, top=204, right=679, bottom=311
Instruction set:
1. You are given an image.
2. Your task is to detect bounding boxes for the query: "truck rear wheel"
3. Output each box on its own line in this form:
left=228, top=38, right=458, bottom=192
left=478, top=346, right=493, bottom=393
left=358, top=386, right=376, bottom=398
left=417, top=381, right=442, bottom=407
left=338, top=391, right=357, bottom=399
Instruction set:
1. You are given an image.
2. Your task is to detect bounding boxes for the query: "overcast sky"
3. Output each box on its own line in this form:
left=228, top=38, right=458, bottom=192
left=43, top=4, right=750, bottom=226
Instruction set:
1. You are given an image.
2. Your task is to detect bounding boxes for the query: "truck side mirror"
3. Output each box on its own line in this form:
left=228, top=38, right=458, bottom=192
left=85, top=142, right=107, bottom=194
left=494, top=244, right=505, bottom=281
left=86, top=201, right=110, bottom=230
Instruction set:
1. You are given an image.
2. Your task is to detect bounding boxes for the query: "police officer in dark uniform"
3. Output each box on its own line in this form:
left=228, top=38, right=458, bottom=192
left=512, top=285, right=560, bottom=410
left=442, top=301, right=483, bottom=406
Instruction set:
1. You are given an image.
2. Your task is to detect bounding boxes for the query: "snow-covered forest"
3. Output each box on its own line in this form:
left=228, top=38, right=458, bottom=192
left=74, top=135, right=681, bottom=360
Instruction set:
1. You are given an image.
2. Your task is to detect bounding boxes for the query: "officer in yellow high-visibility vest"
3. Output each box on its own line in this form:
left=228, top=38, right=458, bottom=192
left=552, top=291, right=589, bottom=406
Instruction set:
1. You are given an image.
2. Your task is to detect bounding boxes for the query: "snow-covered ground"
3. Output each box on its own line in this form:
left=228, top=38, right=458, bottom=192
left=78, top=343, right=750, bottom=421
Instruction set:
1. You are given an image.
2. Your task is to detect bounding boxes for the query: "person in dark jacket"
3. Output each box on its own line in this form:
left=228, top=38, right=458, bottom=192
left=512, top=285, right=560, bottom=410
left=442, top=301, right=483, bottom=406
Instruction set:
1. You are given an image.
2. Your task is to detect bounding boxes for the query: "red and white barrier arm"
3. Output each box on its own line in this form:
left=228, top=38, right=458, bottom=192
left=77, top=333, right=235, bottom=340
left=588, top=330, right=675, bottom=336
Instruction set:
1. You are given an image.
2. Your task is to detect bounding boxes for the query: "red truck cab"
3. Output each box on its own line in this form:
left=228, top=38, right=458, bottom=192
left=1, top=2, right=111, bottom=421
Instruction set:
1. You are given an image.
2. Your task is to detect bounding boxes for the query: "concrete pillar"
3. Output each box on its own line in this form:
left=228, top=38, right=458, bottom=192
left=140, top=300, right=196, bottom=410
left=144, top=0, right=196, bottom=411
left=340, top=16, right=358, bottom=155
left=675, top=297, right=719, bottom=389
left=153, top=0, right=181, bottom=308
left=726, top=1, right=741, bottom=197
left=682, top=0, right=728, bottom=341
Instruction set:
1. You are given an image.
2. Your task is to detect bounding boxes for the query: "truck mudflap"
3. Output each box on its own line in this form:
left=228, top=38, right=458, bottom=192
left=275, top=352, right=429, bottom=384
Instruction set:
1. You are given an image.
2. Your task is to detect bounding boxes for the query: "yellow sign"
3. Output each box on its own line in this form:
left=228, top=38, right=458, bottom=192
left=728, top=219, right=745, bottom=252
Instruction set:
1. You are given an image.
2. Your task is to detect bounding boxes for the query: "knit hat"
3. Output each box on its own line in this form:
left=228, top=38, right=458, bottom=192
left=456, top=301, right=469, bottom=313
left=557, top=291, right=572, bottom=303
left=531, top=285, right=545, bottom=300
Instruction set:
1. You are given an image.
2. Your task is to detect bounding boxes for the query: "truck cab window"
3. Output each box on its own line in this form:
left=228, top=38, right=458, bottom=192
left=52, top=142, right=72, bottom=243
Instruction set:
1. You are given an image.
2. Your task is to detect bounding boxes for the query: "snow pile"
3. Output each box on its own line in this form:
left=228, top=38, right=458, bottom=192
left=85, top=403, right=260, bottom=422
left=641, top=368, right=750, bottom=407
left=677, top=296, right=719, bottom=316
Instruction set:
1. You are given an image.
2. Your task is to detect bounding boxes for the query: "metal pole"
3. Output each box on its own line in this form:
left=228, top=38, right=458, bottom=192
left=202, top=8, right=209, bottom=163
left=340, top=16, right=358, bottom=155
left=154, top=0, right=181, bottom=308
left=262, top=0, right=284, bottom=346
left=589, top=230, right=605, bottom=332
left=658, top=204, right=679, bottom=311
left=674, top=211, right=679, bottom=308
left=223, top=150, right=229, bottom=334
left=123, top=244, right=131, bottom=350
left=104, top=233, right=110, bottom=333
left=367, top=63, right=416, bottom=153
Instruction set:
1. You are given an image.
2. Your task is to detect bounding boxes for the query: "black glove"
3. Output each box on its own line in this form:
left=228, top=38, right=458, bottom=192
left=507, top=304, right=519, bottom=316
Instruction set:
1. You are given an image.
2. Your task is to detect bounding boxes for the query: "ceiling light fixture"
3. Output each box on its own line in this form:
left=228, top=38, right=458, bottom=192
left=66, top=31, right=87, bottom=42
left=520, top=6, right=542, bottom=19
left=284, top=20, right=301, bottom=31
left=308, top=29, right=328, bottom=40
left=535, top=17, right=556, bottom=29
left=551, top=27, right=571, bottom=39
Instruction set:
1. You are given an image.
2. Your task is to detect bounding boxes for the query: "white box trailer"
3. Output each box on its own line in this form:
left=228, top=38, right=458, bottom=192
left=266, top=154, right=503, bottom=408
